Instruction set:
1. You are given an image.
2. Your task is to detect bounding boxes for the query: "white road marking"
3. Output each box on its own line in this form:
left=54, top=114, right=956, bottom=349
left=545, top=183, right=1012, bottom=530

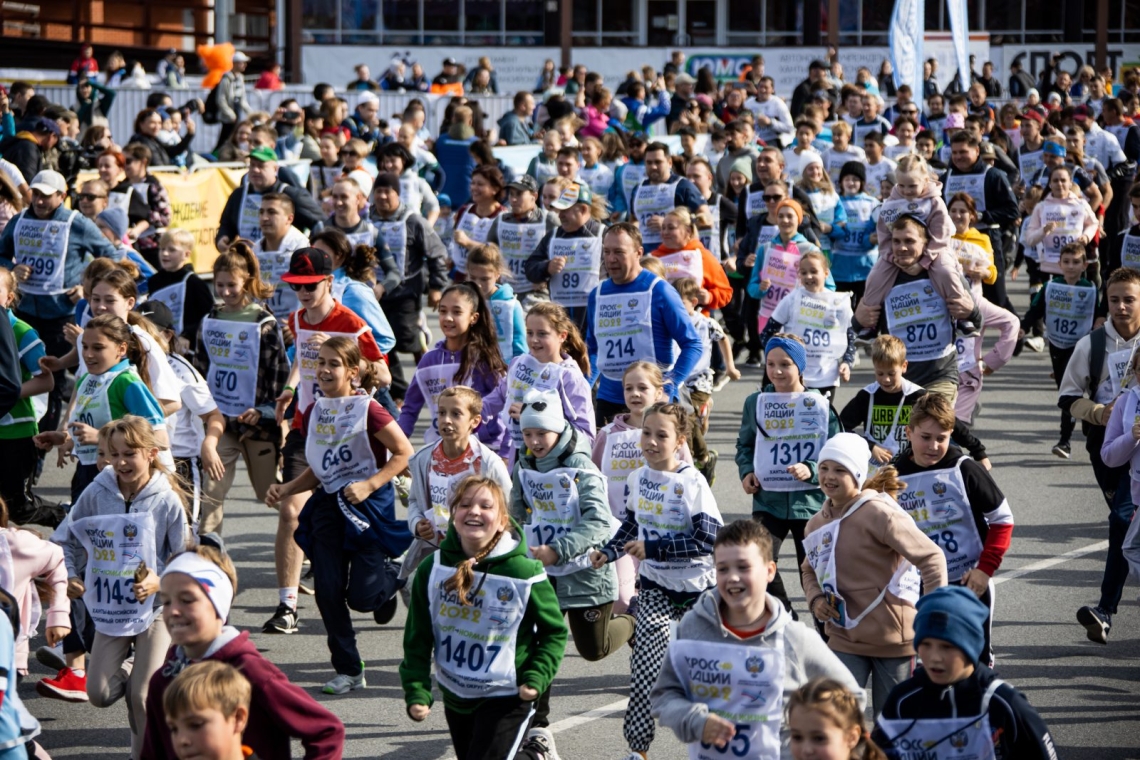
left=547, top=697, right=630, bottom=733
left=992, top=540, right=1109, bottom=585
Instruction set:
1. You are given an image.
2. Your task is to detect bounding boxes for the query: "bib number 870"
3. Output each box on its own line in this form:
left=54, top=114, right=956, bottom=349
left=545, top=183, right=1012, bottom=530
left=699, top=723, right=752, bottom=757
left=438, top=634, right=502, bottom=673
left=904, top=323, right=938, bottom=344
left=322, top=444, right=353, bottom=470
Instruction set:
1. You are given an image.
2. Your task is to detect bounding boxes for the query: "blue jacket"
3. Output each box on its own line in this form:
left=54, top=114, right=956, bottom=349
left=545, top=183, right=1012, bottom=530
left=585, top=270, right=702, bottom=405
left=746, top=233, right=835, bottom=300
left=434, top=134, right=478, bottom=207
left=332, top=268, right=397, bottom=355
left=0, top=205, right=118, bottom=319
left=490, top=282, right=527, bottom=359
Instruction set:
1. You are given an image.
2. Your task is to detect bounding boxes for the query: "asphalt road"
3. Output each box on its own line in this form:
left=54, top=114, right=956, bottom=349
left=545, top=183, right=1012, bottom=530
left=25, top=285, right=1140, bottom=759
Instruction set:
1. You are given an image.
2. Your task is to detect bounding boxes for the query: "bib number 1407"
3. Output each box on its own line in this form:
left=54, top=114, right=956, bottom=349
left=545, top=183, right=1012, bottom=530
left=439, top=634, right=501, bottom=673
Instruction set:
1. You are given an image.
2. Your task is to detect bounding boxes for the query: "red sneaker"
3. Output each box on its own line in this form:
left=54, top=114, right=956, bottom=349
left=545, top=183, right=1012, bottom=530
left=36, top=668, right=89, bottom=702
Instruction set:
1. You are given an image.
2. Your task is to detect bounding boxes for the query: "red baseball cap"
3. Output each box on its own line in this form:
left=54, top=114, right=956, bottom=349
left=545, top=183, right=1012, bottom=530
left=281, top=247, right=334, bottom=284
left=1020, top=109, right=1044, bottom=124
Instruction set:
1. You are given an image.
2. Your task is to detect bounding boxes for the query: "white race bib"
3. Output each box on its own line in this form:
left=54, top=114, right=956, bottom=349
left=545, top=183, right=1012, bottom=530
left=595, top=284, right=656, bottom=380
left=305, top=395, right=376, bottom=493
left=944, top=172, right=987, bottom=213
left=1043, top=280, right=1096, bottom=349
left=633, top=179, right=681, bottom=247
left=896, top=458, right=986, bottom=579
left=885, top=280, right=953, bottom=362
left=549, top=232, right=602, bottom=308
left=149, top=272, right=190, bottom=336
left=631, top=466, right=717, bottom=593
left=518, top=468, right=593, bottom=576
left=414, top=361, right=463, bottom=442
left=498, top=220, right=546, bottom=292
left=71, top=512, right=158, bottom=637
left=13, top=212, right=74, bottom=296
left=201, top=317, right=263, bottom=416
left=752, top=392, right=829, bottom=492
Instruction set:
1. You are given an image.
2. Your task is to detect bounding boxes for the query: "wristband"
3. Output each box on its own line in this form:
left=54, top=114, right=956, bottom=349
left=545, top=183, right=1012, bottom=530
left=283, top=385, right=295, bottom=395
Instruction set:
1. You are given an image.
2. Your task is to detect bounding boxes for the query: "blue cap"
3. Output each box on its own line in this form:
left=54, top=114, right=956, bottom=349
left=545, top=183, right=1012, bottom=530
left=1044, top=141, right=1067, bottom=157
left=437, top=193, right=452, bottom=207
left=914, top=586, right=990, bottom=664
left=764, top=336, right=807, bottom=374
left=96, top=208, right=129, bottom=241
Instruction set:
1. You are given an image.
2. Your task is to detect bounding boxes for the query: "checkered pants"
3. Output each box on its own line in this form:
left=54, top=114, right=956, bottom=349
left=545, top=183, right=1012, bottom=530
left=623, top=587, right=692, bottom=752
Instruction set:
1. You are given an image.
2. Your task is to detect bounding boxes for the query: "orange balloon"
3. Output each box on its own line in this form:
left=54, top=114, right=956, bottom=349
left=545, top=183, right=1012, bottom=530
left=197, top=42, right=236, bottom=89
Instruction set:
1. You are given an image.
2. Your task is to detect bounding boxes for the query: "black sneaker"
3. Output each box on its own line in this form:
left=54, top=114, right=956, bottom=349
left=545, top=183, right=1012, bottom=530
left=1077, top=605, right=1111, bottom=644
left=745, top=353, right=762, bottom=367
left=262, top=603, right=299, bottom=634
left=956, top=319, right=978, bottom=336
left=1012, top=335, right=1026, bottom=357
left=1052, top=441, right=1071, bottom=459
left=373, top=594, right=399, bottom=625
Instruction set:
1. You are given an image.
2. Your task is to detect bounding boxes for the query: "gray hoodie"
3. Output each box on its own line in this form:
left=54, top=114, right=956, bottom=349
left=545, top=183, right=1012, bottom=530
left=61, top=466, right=189, bottom=580
left=651, top=589, right=864, bottom=758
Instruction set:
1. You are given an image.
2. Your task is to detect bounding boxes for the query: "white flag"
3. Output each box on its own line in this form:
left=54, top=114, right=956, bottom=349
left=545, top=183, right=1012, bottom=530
left=947, top=0, right=972, bottom=93
left=889, top=0, right=925, bottom=93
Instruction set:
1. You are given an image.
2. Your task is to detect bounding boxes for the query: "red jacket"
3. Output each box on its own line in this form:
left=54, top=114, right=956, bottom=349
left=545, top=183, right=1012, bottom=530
left=141, top=631, right=345, bottom=760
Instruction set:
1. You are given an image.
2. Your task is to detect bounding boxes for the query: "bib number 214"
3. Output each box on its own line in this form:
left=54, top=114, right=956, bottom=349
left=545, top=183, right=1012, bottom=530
left=605, top=337, right=635, bottom=360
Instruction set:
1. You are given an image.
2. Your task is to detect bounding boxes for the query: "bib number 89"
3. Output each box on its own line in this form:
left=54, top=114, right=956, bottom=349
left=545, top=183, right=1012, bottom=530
left=699, top=723, right=752, bottom=757
left=560, top=272, right=580, bottom=289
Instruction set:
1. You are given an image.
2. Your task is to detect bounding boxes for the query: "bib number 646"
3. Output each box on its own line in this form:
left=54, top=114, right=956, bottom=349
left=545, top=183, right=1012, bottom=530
left=322, top=444, right=353, bottom=470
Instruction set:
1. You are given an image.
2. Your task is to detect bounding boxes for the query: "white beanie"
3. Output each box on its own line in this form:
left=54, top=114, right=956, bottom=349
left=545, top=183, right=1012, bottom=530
left=818, top=432, right=870, bottom=489
left=519, top=389, right=566, bottom=433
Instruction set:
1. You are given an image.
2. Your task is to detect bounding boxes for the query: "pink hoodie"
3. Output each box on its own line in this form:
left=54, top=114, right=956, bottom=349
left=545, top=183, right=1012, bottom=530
left=955, top=292, right=1019, bottom=425
left=3, top=527, right=69, bottom=673
left=578, top=103, right=611, bottom=139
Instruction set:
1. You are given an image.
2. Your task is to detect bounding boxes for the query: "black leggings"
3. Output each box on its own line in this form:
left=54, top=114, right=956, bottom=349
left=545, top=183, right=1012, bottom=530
left=445, top=696, right=537, bottom=760
left=753, top=511, right=808, bottom=614
left=1049, top=342, right=1076, bottom=443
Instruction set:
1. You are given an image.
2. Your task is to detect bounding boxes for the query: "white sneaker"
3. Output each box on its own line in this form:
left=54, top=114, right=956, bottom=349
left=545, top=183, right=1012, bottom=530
left=521, top=727, right=561, bottom=760
left=322, top=670, right=366, bottom=694
left=1025, top=336, right=1046, bottom=352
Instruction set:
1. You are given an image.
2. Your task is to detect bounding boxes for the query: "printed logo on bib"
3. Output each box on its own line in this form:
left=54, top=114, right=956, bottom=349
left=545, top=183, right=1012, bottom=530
left=896, top=463, right=985, bottom=579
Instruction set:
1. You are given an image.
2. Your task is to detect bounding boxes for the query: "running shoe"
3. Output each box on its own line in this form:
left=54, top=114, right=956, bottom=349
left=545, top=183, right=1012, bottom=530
left=373, top=594, right=399, bottom=625
left=262, top=603, right=300, bottom=634
left=322, top=667, right=366, bottom=695
left=1077, top=605, right=1111, bottom=644
left=36, top=668, right=88, bottom=702
left=520, top=727, right=561, bottom=760
left=1052, top=441, right=1071, bottom=459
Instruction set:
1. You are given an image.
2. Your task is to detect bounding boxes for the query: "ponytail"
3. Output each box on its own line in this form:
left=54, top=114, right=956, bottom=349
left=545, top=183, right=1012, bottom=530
left=442, top=476, right=510, bottom=606
left=310, top=228, right=376, bottom=284
left=440, top=283, right=508, bottom=383
left=86, top=314, right=151, bottom=389
left=862, top=465, right=906, bottom=499
left=214, top=240, right=273, bottom=300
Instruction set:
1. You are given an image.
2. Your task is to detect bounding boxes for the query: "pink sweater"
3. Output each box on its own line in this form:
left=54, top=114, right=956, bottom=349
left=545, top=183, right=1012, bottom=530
left=3, top=527, right=69, bottom=672
left=578, top=104, right=611, bottom=139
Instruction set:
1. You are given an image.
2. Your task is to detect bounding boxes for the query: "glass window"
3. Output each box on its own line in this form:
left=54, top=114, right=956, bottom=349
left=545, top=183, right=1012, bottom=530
left=339, top=0, right=379, bottom=41
left=506, top=0, right=545, bottom=31
left=1024, top=0, right=1062, bottom=30
left=465, top=0, right=502, bottom=42
left=423, top=0, right=460, bottom=29
left=1125, top=0, right=1140, bottom=41
left=861, top=0, right=893, bottom=44
left=766, top=0, right=799, bottom=45
left=726, top=0, right=761, bottom=32
left=302, top=0, right=337, bottom=29
left=384, top=0, right=419, bottom=31
left=573, top=0, right=596, bottom=30
left=835, top=0, right=860, bottom=46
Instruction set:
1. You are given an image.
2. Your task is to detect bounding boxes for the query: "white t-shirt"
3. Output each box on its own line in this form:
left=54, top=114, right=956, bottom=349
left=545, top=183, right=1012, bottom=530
left=165, top=353, right=218, bottom=460
left=0, top=158, right=26, bottom=188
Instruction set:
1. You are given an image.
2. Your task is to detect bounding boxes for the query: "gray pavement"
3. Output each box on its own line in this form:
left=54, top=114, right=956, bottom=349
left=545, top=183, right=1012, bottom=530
left=25, top=286, right=1140, bottom=759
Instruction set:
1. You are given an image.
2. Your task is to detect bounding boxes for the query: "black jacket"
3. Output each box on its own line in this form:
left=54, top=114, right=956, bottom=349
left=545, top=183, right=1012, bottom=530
left=0, top=135, right=42, bottom=186
left=128, top=132, right=193, bottom=168
left=1008, top=70, right=1036, bottom=99
left=215, top=178, right=324, bottom=247
left=0, top=314, right=21, bottom=422
left=939, top=160, right=1019, bottom=254
left=872, top=664, right=1059, bottom=760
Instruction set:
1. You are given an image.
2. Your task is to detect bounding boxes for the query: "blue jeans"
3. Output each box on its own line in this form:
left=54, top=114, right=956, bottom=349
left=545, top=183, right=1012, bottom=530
left=1087, top=430, right=1137, bottom=615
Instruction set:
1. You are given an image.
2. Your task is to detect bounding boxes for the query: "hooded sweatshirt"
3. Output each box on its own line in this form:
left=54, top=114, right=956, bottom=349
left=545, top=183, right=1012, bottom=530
left=652, top=590, right=864, bottom=759
left=859, top=180, right=976, bottom=324
left=141, top=629, right=346, bottom=760
left=510, top=425, right=617, bottom=609
left=801, top=491, right=947, bottom=658
left=871, top=664, right=1059, bottom=760
left=488, top=282, right=527, bottom=361
left=2, top=527, right=68, bottom=673
left=61, top=466, right=188, bottom=584
left=398, top=339, right=506, bottom=448
left=400, top=521, right=568, bottom=713
left=651, top=237, right=734, bottom=312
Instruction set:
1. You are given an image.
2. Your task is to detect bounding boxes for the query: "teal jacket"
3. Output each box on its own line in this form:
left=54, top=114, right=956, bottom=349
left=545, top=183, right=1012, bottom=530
left=400, top=518, right=568, bottom=714
left=735, top=385, right=841, bottom=521
left=510, top=424, right=618, bottom=609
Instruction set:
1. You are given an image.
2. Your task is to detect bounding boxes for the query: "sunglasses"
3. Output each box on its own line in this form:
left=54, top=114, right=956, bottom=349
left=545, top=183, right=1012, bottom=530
left=289, top=282, right=322, bottom=292
left=77, top=193, right=107, bottom=201
left=762, top=194, right=784, bottom=202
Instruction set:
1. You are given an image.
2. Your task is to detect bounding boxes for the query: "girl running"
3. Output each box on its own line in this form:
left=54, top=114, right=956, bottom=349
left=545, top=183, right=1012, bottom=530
left=267, top=337, right=414, bottom=695
left=788, top=678, right=886, bottom=760
left=465, top=244, right=526, bottom=362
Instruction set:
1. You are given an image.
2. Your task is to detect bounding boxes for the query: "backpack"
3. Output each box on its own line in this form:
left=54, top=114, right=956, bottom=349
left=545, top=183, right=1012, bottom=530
left=202, top=79, right=223, bottom=125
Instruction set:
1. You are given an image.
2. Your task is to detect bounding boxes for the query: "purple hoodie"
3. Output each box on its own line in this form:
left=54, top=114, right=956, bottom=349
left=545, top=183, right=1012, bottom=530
left=482, top=352, right=596, bottom=460
left=398, top=339, right=506, bottom=448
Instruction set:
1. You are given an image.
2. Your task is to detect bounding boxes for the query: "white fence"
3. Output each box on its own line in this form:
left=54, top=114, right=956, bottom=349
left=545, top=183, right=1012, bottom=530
left=35, top=84, right=514, bottom=152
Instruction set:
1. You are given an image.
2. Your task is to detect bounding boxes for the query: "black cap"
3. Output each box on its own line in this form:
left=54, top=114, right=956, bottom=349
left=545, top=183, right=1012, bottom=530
left=839, top=160, right=866, bottom=186
left=809, top=59, right=829, bottom=70
left=507, top=175, right=539, bottom=193
left=303, top=104, right=322, bottom=120
left=135, top=300, right=174, bottom=331
left=281, top=247, right=335, bottom=284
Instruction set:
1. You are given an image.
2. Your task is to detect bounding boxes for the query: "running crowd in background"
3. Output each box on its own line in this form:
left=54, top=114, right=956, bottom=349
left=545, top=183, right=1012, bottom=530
left=0, top=41, right=1138, bottom=759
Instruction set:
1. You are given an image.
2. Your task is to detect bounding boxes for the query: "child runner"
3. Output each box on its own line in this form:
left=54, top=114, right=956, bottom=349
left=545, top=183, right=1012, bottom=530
left=465, top=243, right=527, bottom=362
left=268, top=246, right=384, bottom=636
left=510, top=390, right=633, bottom=758
left=267, top=337, right=414, bottom=694
left=95, top=208, right=156, bottom=291
left=798, top=154, right=847, bottom=261
left=193, top=243, right=288, bottom=535
left=674, top=277, right=739, bottom=484
left=747, top=200, right=833, bottom=332
left=858, top=216, right=981, bottom=400
left=830, top=162, right=881, bottom=308
left=400, top=476, right=567, bottom=760
left=398, top=282, right=508, bottom=445
left=736, top=334, right=841, bottom=616
left=839, top=336, right=990, bottom=469
left=802, top=432, right=947, bottom=717
left=894, top=393, right=1014, bottom=667
left=33, top=315, right=167, bottom=501
left=405, top=386, right=513, bottom=574
left=146, top=228, right=213, bottom=355
left=821, top=121, right=867, bottom=185
left=591, top=362, right=694, bottom=613
left=142, top=543, right=345, bottom=759
left=872, top=587, right=1058, bottom=759
left=484, top=302, right=595, bottom=464
left=160, top=661, right=257, bottom=760
left=1021, top=243, right=1097, bottom=457
left=788, top=678, right=888, bottom=760
left=0, top=268, right=53, bottom=521
left=60, top=415, right=189, bottom=759
left=760, top=251, right=855, bottom=400
left=651, top=520, right=862, bottom=758
left=590, top=402, right=723, bottom=760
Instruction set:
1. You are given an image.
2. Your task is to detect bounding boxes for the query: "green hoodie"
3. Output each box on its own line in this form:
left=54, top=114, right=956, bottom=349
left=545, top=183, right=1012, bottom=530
left=735, top=385, right=842, bottom=521
left=400, top=518, right=568, bottom=714
left=510, top=424, right=618, bottom=609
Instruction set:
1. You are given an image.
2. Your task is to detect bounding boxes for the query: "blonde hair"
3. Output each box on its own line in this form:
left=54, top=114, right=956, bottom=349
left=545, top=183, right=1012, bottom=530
left=787, top=678, right=887, bottom=760
left=438, top=385, right=484, bottom=417
left=895, top=153, right=931, bottom=178
left=640, top=256, right=667, bottom=278
left=102, top=415, right=190, bottom=515
left=163, top=661, right=251, bottom=721
left=908, top=392, right=956, bottom=432
left=871, top=334, right=907, bottom=367
left=664, top=207, right=697, bottom=237
left=444, top=477, right=511, bottom=606
left=622, top=360, right=665, bottom=389
left=830, top=120, right=852, bottom=138
left=643, top=402, right=690, bottom=442
left=863, top=465, right=906, bottom=498
left=159, top=228, right=195, bottom=257
left=214, top=240, right=274, bottom=300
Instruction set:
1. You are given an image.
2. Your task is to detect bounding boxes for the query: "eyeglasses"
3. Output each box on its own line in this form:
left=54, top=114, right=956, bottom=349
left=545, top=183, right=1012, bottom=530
left=288, top=282, right=322, bottom=292
left=762, top=194, right=784, bottom=202
left=77, top=193, right=107, bottom=201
